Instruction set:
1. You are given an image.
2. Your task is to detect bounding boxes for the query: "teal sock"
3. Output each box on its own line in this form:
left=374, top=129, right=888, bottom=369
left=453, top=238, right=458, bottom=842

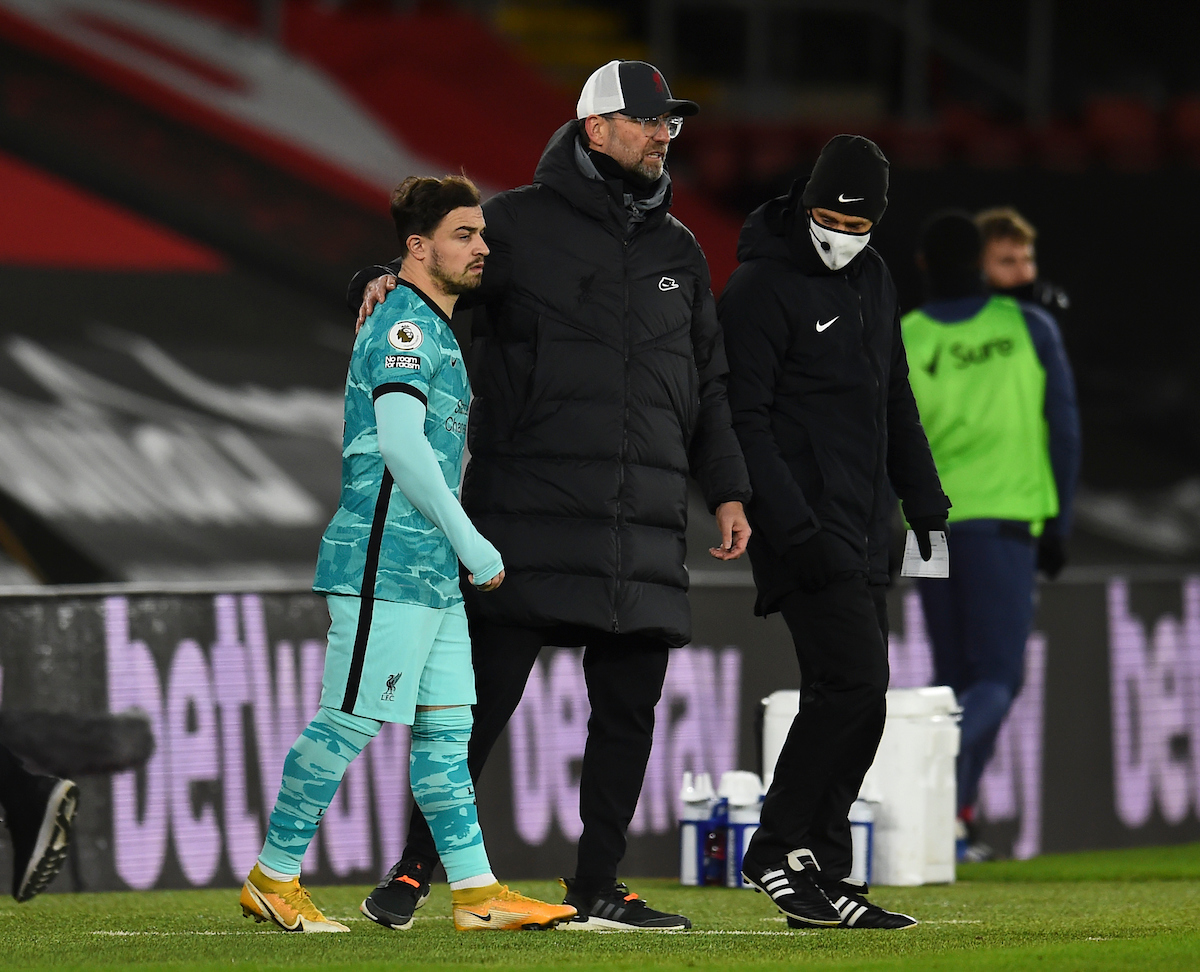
left=257, top=706, right=380, bottom=876
left=410, top=706, right=491, bottom=883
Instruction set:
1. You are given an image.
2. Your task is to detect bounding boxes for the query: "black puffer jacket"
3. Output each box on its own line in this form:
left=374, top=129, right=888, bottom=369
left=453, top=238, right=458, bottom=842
left=456, top=123, right=748, bottom=646
left=719, top=186, right=948, bottom=614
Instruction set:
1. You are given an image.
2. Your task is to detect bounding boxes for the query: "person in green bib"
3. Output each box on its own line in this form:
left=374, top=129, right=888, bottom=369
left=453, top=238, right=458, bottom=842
left=902, top=211, right=1080, bottom=861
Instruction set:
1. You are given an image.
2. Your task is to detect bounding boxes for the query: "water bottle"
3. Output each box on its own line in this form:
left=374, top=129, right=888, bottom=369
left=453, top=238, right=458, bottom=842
left=678, top=771, right=714, bottom=886
left=849, top=799, right=877, bottom=885
left=703, top=795, right=728, bottom=886
left=719, top=771, right=764, bottom=888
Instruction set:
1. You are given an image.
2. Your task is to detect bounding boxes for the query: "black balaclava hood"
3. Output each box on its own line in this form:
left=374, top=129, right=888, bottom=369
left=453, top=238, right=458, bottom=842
left=800, top=134, right=890, bottom=224
left=918, top=210, right=985, bottom=301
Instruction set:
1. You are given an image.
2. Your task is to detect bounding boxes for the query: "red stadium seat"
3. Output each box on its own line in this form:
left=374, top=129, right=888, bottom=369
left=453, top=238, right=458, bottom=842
left=1083, top=95, right=1161, bottom=171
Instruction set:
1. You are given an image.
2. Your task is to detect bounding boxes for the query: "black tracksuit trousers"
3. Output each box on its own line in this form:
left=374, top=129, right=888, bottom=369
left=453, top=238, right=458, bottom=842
left=400, top=617, right=670, bottom=885
left=744, top=576, right=890, bottom=881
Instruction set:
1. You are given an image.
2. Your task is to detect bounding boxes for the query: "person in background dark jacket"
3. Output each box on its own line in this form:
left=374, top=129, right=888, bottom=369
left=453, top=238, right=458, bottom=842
left=350, top=60, right=751, bottom=932
left=720, top=135, right=949, bottom=930
left=904, top=212, right=1080, bottom=862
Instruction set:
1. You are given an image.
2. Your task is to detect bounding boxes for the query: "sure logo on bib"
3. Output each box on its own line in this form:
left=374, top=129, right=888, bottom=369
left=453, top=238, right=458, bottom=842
left=950, top=338, right=1014, bottom=368
left=388, top=321, right=423, bottom=351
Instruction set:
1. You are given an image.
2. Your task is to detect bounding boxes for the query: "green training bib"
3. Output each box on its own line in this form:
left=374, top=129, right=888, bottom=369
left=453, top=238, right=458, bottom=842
left=901, top=295, right=1058, bottom=527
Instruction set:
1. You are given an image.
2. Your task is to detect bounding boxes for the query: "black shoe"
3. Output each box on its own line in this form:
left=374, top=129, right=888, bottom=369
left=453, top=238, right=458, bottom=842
left=559, top=878, right=691, bottom=931
left=789, top=878, right=917, bottom=929
left=742, top=849, right=840, bottom=926
left=7, top=775, right=78, bottom=902
left=360, top=859, right=432, bottom=930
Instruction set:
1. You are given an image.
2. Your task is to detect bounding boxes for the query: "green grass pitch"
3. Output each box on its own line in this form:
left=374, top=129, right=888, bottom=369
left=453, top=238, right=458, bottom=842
left=3, top=844, right=1199, bottom=971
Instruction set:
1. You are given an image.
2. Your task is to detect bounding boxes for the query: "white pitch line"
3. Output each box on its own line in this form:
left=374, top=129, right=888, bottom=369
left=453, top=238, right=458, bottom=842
left=92, top=931, right=255, bottom=936
left=689, top=930, right=817, bottom=936
left=920, top=920, right=984, bottom=924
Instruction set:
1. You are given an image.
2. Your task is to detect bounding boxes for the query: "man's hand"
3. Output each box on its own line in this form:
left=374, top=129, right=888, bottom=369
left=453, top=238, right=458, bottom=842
left=356, top=274, right=399, bottom=333
left=709, top=501, right=751, bottom=560
left=468, top=569, right=505, bottom=592
left=909, top=516, right=948, bottom=562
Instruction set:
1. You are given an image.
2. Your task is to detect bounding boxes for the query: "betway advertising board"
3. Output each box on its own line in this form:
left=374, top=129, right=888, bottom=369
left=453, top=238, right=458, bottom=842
left=0, top=575, right=1198, bottom=893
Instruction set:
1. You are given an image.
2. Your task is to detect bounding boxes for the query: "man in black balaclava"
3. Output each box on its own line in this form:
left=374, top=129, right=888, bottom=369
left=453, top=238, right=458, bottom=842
left=346, top=61, right=752, bottom=933
left=903, top=211, right=1080, bottom=863
left=719, top=136, right=950, bottom=929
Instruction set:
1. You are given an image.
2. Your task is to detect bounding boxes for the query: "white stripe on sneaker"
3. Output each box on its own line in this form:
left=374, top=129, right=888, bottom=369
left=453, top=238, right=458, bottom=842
left=845, top=905, right=868, bottom=927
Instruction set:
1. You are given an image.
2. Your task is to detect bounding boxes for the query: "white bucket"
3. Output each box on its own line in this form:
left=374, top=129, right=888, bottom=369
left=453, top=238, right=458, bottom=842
left=861, top=686, right=960, bottom=886
left=761, top=689, right=800, bottom=790
left=761, top=686, right=960, bottom=886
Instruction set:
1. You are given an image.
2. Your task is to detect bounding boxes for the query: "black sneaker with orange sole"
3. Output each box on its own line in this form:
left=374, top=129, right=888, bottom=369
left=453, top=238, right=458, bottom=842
left=559, top=878, right=691, bottom=931
left=360, top=859, right=432, bottom=930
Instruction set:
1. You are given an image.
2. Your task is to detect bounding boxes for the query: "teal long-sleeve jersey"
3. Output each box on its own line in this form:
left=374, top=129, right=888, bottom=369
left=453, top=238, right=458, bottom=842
left=313, top=279, right=499, bottom=606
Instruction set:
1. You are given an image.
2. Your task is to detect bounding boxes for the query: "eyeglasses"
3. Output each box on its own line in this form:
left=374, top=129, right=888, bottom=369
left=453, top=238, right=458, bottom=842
left=610, top=113, right=684, bottom=138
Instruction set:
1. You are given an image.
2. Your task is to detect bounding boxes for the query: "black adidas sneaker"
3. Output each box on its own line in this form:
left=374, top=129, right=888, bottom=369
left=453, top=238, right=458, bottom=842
left=741, top=848, right=840, bottom=926
left=788, top=877, right=917, bottom=929
left=559, top=878, right=691, bottom=931
left=360, top=859, right=432, bottom=930
left=7, top=774, right=78, bottom=902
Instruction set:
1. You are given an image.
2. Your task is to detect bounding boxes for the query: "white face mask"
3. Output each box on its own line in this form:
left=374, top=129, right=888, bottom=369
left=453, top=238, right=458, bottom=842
left=809, top=217, right=871, bottom=270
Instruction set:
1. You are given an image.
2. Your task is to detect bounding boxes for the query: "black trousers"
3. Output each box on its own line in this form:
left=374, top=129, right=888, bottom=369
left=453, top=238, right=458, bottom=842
left=0, top=742, right=33, bottom=815
left=745, top=576, right=890, bottom=881
left=401, top=617, right=670, bottom=883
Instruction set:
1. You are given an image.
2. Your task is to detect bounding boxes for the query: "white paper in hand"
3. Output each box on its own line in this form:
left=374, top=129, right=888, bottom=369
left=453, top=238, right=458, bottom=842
left=901, top=530, right=949, bottom=578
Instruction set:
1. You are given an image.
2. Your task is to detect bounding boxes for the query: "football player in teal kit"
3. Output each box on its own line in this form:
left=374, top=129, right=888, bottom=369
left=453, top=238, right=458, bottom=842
left=240, top=175, right=575, bottom=934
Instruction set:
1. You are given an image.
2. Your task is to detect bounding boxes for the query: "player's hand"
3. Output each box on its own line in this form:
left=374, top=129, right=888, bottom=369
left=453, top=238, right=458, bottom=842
left=469, top=569, right=504, bottom=592
left=709, top=501, right=751, bottom=560
left=355, top=274, right=398, bottom=333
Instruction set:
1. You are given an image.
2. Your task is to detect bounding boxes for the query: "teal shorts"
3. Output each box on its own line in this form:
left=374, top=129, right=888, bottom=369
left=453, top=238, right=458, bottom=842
left=320, top=595, right=476, bottom=724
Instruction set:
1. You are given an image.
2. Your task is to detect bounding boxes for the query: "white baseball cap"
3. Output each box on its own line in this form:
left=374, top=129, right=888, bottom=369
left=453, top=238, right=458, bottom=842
left=576, top=60, right=699, bottom=119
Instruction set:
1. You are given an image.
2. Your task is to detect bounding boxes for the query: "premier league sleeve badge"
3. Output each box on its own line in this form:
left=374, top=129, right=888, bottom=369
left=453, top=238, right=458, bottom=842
left=387, top=321, right=423, bottom=351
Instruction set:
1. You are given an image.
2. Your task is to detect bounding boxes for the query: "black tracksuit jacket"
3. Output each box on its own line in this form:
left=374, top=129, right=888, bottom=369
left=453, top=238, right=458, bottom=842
left=719, top=190, right=949, bottom=615
left=353, top=123, right=751, bottom=646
